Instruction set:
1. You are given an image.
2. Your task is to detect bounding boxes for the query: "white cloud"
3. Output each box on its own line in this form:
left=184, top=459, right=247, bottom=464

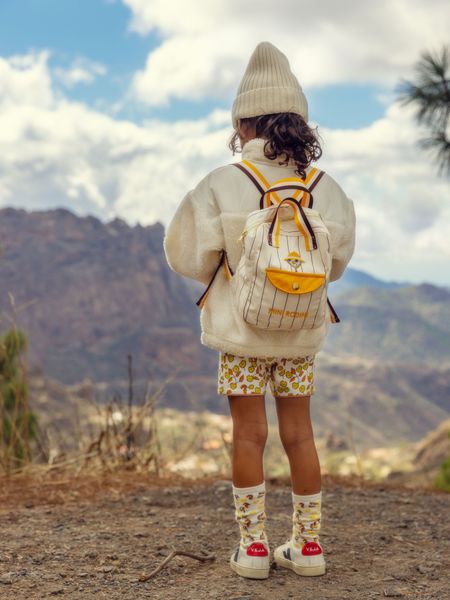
left=0, top=52, right=232, bottom=222
left=123, top=0, right=450, bottom=106
left=318, top=102, right=450, bottom=283
left=0, top=50, right=449, bottom=285
left=54, top=58, right=107, bottom=88
left=0, top=50, right=54, bottom=109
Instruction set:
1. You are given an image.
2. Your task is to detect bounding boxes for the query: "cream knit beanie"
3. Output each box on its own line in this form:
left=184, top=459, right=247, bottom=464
left=231, top=41, right=308, bottom=129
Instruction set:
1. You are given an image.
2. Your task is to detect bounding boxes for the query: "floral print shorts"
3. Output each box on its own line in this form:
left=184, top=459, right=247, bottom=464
left=217, top=352, right=315, bottom=397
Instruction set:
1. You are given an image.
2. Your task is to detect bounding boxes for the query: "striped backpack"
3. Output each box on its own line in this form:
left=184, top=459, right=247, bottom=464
left=196, top=159, right=340, bottom=330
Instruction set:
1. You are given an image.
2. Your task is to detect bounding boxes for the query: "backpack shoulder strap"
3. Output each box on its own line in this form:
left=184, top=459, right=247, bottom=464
left=266, top=167, right=325, bottom=208
left=195, top=250, right=233, bottom=309
left=233, top=160, right=325, bottom=208
left=307, top=168, right=325, bottom=192
left=232, top=160, right=287, bottom=205
left=301, top=167, right=325, bottom=207
left=232, top=161, right=265, bottom=195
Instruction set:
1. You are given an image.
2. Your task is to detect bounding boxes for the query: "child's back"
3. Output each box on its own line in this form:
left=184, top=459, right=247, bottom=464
left=164, top=135, right=355, bottom=358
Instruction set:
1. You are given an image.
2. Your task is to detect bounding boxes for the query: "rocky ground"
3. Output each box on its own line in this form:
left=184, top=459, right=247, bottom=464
left=0, top=471, right=449, bottom=600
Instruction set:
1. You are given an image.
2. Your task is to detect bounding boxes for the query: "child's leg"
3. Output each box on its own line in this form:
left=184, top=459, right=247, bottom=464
left=228, top=394, right=269, bottom=548
left=228, top=394, right=268, bottom=487
left=274, top=395, right=321, bottom=494
left=275, top=394, right=323, bottom=550
left=218, top=351, right=269, bottom=486
left=219, top=353, right=270, bottom=551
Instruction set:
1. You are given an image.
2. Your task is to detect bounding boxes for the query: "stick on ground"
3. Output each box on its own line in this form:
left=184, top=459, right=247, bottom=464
left=139, top=549, right=216, bottom=582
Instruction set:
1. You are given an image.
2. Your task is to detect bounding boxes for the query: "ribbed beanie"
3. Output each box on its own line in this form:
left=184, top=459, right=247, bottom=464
left=231, top=41, right=308, bottom=129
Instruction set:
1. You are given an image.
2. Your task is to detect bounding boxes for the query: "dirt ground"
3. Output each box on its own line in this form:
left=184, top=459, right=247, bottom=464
left=0, top=471, right=449, bottom=600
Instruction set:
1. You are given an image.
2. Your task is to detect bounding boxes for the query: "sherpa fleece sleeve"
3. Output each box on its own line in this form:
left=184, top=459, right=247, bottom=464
left=163, top=172, right=225, bottom=286
left=329, top=195, right=356, bottom=281
left=321, top=176, right=356, bottom=282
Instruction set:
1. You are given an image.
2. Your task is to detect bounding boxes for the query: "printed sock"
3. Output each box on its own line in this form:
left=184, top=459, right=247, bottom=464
left=232, top=480, right=268, bottom=548
left=291, top=490, right=322, bottom=549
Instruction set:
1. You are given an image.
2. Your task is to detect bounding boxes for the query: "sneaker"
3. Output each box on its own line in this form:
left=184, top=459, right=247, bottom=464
left=229, top=539, right=270, bottom=579
left=274, top=539, right=326, bottom=576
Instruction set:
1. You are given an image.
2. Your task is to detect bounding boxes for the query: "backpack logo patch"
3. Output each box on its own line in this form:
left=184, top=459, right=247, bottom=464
left=284, top=251, right=304, bottom=271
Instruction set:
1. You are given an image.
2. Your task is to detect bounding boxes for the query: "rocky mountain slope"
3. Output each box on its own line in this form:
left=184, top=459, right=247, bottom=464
left=324, top=284, right=450, bottom=366
left=0, top=206, right=215, bottom=385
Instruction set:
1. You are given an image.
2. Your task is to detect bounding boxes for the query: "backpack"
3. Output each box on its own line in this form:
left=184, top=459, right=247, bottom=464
left=196, top=159, right=340, bottom=330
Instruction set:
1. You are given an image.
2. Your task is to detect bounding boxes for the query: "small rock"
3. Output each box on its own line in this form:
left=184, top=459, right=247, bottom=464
left=0, top=572, right=13, bottom=585
left=98, top=566, right=115, bottom=573
left=417, top=564, right=434, bottom=574
left=383, top=588, right=404, bottom=597
left=48, top=587, right=64, bottom=595
left=78, top=573, right=89, bottom=578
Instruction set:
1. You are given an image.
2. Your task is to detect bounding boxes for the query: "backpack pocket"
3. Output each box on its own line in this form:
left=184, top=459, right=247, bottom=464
left=265, top=269, right=325, bottom=294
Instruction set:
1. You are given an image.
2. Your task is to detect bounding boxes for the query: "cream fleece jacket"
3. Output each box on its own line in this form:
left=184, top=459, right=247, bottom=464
left=163, top=137, right=356, bottom=358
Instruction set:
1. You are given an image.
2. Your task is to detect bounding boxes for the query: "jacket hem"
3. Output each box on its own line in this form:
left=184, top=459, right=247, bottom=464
left=200, top=331, right=324, bottom=359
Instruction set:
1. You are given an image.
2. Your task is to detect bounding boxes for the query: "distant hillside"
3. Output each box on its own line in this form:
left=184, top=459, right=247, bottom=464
left=324, top=284, right=450, bottom=366
left=311, top=354, right=450, bottom=446
left=0, top=206, right=216, bottom=385
left=329, top=266, right=406, bottom=295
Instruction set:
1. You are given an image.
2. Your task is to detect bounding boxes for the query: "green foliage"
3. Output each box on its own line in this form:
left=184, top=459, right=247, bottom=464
left=0, top=328, right=39, bottom=473
left=396, top=45, right=450, bottom=176
left=433, top=431, right=450, bottom=492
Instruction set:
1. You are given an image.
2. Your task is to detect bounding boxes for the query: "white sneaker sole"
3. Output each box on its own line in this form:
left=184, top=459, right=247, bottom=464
left=229, top=556, right=270, bottom=579
left=274, top=551, right=326, bottom=576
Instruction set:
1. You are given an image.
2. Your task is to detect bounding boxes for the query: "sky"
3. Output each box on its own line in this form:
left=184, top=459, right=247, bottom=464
left=0, top=0, right=449, bottom=285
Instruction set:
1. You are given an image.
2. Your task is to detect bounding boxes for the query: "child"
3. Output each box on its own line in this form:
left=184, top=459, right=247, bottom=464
left=163, top=41, right=356, bottom=579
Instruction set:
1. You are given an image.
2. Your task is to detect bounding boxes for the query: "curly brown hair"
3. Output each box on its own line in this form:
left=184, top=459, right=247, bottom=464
left=228, top=113, right=323, bottom=179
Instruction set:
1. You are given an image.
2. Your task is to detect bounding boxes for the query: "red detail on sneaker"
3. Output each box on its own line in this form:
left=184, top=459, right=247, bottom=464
left=246, top=542, right=268, bottom=557
left=301, top=541, right=322, bottom=556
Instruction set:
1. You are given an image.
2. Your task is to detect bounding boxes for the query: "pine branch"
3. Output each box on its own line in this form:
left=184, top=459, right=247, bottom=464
left=396, top=45, right=450, bottom=176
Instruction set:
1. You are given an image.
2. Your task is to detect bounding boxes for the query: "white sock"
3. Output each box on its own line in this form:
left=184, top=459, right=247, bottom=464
left=291, top=490, right=322, bottom=548
left=232, top=481, right=268, bottom=547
